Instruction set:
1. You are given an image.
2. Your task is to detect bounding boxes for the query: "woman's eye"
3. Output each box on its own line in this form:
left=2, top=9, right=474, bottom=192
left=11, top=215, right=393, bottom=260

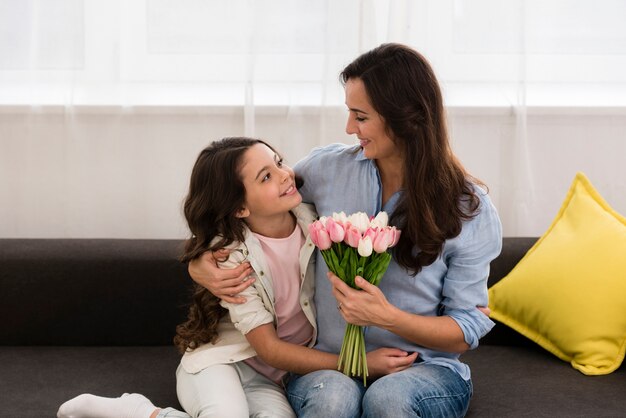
left=277, top=159, right=283, bottom=167
left=356, top=116, right=366, bottom=122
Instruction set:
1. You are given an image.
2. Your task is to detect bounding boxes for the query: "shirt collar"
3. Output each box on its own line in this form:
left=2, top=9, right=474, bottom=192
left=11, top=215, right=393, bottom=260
left=355, top=146, right=369, bottom=162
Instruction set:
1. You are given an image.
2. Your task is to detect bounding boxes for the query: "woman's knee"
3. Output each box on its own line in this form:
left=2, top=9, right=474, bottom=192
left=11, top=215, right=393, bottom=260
left=287, top=371, right=362, bottom=418
left=362, top=365, right=471, bottom=418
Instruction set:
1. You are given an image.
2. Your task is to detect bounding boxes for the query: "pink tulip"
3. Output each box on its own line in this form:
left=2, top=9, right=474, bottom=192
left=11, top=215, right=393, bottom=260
left=372, top=229, right=391, bottom=253
left=363, top=227, right=377, bottom=242
left=389, top=226, right=401, bottom=247
left=344, top=224, right=361, bottom=248
left=326, top=218, right=345, bottom=243
left=308, top=221, right=332, bottom=250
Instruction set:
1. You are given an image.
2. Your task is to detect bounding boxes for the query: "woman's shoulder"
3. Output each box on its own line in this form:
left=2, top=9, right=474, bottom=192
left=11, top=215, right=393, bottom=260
left=456, top=181, right=502, bottom=244
left=296, top=143, right=361, bottom=167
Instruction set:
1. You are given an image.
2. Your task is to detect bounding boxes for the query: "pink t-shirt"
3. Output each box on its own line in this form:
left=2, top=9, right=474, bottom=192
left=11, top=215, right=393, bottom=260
left=245, top=223, right=314, bottom=383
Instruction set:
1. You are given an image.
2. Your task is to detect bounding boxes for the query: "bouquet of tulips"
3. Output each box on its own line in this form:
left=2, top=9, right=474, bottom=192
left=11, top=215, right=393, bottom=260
left=308, top=211, right=400, bottom=385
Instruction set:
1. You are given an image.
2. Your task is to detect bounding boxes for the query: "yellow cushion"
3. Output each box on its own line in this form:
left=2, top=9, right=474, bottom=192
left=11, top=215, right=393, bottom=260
left=488, top=172, right=626, bottom=375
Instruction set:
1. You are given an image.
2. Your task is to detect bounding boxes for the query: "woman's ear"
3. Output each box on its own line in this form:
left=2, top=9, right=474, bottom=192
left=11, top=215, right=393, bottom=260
left=235, top=207, right=250, bottom=218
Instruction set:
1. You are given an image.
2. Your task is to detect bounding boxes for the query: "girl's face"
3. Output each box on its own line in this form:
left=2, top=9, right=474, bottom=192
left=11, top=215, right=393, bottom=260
left=344, top=77, right=401, bottom=163
left=237, top=143, right=302, bottom=222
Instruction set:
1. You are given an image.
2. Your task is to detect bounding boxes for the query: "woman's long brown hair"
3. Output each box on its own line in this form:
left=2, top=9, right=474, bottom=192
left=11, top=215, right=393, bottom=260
left=341, top=43, right=483, bottom=275
left=174, top=137, right=271, bottom=354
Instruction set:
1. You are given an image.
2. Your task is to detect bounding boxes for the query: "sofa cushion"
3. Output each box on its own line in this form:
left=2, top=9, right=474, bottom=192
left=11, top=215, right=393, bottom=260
left=0, top=346, right=182, bottom=418
left=488, top=172, right=626, bottom=375
left=463, top=345, right=626, bottom=417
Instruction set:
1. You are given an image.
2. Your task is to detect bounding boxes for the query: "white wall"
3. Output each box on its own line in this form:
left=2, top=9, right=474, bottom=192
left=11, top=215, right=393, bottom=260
left=2, top=106, right=625, bottom=239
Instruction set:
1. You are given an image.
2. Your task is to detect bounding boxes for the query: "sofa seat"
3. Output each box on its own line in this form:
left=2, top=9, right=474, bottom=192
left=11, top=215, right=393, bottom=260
left=0, top=346, right=182, bottom=416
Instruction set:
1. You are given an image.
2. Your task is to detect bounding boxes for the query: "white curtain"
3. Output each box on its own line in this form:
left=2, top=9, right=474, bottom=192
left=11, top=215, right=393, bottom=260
left=2, top=0, right=626, bottom=238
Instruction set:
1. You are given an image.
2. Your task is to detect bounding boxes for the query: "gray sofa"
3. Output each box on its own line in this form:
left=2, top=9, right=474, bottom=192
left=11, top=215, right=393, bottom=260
left=1, top=238, right=624, bottom=417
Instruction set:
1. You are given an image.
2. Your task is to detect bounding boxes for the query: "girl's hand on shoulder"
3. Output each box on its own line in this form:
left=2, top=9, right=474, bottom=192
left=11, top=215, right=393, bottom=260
left=188, top=249, right=254, bottom=304
left=366, top=348, right=419, bottom=378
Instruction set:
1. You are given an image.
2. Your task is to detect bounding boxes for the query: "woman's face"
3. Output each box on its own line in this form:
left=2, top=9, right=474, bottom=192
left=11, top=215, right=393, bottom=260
left=237, top=143, right=302, bottom=221
left=344, top=77, right=401, bottom=162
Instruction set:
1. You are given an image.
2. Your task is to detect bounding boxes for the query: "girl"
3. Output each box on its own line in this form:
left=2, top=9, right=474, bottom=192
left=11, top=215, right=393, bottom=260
left=58, top=137, right=414, bottom=418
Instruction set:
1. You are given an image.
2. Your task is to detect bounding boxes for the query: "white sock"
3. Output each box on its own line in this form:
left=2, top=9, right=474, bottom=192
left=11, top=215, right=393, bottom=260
left=57, top=393, right=158, bottom=418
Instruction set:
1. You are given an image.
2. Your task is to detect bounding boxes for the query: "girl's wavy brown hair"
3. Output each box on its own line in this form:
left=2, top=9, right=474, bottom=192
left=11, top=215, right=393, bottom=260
left=341, top=43, right=484, bottom=275
left=174, top=137, right=274, bottom=354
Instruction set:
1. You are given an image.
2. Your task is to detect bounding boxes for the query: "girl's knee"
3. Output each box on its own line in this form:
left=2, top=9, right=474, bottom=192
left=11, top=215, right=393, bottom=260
left=195, top=403, right=248, bottom=418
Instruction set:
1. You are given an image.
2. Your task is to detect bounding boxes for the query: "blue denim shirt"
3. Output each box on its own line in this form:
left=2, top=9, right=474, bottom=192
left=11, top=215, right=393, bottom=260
left=294, top=143, right=502, bottom=380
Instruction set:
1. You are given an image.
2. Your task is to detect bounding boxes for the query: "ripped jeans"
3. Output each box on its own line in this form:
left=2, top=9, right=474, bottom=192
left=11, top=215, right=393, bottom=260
left=285, top=364, right=472, bottom=418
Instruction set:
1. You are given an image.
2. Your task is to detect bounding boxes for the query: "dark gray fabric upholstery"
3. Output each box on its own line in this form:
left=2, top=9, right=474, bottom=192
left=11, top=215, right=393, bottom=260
left=1, top=238, right=625, bottom=417
left=0, top=239, right=192, bottom=346
left=464, top=345, right=626, bottom=417
left=0, top=346, right=182, bottom=417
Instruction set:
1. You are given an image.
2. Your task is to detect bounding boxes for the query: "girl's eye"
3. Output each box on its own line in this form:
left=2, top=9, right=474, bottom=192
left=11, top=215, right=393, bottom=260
left=355, top=116, right=366, bottom=122
left=276, top=158, right=284, bottom=167
left=262, top=173, right=270, bottom=182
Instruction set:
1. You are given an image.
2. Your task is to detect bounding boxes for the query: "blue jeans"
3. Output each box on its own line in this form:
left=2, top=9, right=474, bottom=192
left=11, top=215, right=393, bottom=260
left=286, top=364, right=472, bottom=418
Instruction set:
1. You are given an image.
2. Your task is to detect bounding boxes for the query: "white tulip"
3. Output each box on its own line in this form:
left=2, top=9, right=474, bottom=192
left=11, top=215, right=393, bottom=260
left=348, top=211, right=370, bottom=234
left=357, top=236, right=373, bottom=257
left=370, top=211, right=389, bottom=229
left=332, top=211, right=348, bottom=225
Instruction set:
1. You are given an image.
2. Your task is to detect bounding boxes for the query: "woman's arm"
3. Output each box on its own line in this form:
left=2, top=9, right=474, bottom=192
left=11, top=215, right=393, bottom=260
left=328, top=274, right=471, bottom=353
left=329, top=192, right=502, bottom=354
left=188, top=250, right=254, bottom=304
left=245, top=323, right=418, bottom=378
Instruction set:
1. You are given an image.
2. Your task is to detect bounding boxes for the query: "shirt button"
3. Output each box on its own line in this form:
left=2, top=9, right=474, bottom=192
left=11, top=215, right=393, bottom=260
left=304, top=301, right=309, bottom=306
left=260, top=271, right=264, bottom=276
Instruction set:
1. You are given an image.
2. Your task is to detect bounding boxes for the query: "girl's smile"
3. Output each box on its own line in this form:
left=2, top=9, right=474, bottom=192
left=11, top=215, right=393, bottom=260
left=237, top=143, right=302, bottom=238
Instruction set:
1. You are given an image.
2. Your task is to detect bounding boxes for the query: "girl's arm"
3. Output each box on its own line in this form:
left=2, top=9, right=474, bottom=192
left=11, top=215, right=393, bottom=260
left=245, top=324, right=337, bottom=374
left=244, top=323, right=418, bottom=377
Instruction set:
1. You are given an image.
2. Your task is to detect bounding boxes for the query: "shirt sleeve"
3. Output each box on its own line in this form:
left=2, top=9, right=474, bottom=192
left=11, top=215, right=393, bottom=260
left=217, top=249, right=274, bottom=335
left=294, top=143, right=347, bottom=205
left=442, top=190, right=503, bottom=349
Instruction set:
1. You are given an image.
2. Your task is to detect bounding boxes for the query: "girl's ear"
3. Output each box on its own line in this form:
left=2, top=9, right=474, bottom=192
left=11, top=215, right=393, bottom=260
left=235, top=207, right=250, bottom=218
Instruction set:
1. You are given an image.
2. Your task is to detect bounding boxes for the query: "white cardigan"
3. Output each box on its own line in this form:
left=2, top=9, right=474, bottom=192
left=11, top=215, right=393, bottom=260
left=181, top=203, right=318, bottom=374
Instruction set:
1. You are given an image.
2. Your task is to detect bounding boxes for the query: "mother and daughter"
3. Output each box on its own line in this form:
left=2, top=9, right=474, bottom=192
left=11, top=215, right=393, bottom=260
left=58, top=43, right=501, bottom=418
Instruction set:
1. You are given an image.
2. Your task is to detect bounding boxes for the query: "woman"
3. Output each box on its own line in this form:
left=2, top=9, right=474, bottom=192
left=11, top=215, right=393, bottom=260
left=190, top=43, right=502, bottom=418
